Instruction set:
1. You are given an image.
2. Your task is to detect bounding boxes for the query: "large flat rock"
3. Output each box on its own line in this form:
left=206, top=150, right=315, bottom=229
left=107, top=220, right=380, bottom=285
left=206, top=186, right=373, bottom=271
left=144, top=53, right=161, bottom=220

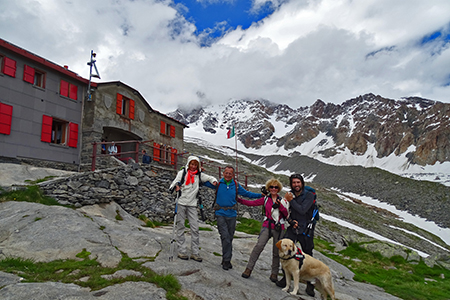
left=0, top=201, right=402, bottom=300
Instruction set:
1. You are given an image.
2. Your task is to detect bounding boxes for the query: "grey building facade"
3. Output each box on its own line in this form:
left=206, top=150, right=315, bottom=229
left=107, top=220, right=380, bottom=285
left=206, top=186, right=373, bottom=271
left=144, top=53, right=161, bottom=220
left=0, top=39, right=186, bottom=171
left=81, top=81, right=187, bottom=169
left=0, top=39, right=90, bottom=168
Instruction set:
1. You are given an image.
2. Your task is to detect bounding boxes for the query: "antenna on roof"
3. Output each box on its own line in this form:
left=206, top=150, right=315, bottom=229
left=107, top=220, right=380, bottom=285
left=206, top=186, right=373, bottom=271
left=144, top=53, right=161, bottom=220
left=86, top=50, right=100, bottom=101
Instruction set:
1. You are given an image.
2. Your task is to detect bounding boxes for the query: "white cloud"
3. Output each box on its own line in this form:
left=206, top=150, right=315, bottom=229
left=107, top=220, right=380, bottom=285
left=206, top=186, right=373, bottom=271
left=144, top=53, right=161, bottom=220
left=1, top=0, right=449, bottom=113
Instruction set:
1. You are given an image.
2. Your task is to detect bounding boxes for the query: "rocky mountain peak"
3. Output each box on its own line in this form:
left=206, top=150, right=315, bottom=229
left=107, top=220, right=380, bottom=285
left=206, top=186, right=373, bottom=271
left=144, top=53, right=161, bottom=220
left=168, top=94, right=450, bottom=168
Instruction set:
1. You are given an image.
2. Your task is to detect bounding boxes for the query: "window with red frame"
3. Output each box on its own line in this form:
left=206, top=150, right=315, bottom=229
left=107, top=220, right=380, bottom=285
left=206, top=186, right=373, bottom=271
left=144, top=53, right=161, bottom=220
left=0, top=103, right=13, bottom=135
left=1, top=56, right=16, bottom=77
left=23, top=65, right=46, bottom=88
left=153, top=142, right=161, bottom=162
left=116, top=93, right=135, bottom=119
left=23, top=65, right=35, bottom=83
left=41, top=115, right=78, bottom=147
left=34, top=69, right=46, bottom=88
left=160, top=120, right=175, bottom=137
left=170, top=148, right=177, bottom=165
left=59, top=80, right=78, bottom=100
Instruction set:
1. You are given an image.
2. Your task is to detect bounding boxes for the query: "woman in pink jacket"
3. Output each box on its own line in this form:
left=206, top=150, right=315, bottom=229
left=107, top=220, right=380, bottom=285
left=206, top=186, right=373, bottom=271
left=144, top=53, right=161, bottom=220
left=239, top=178, right=291, bottom=282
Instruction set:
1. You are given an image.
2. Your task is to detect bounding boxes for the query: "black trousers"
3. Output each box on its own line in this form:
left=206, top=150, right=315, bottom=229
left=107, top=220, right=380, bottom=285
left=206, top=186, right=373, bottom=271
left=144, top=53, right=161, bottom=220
left=285, top=226, right=314, bottom=256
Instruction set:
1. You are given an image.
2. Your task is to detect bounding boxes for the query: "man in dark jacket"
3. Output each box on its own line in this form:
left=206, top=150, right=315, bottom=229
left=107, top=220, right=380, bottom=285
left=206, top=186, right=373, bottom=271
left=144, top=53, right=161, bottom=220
left=276, top=173, right=316, bottom=297
left=142, top=149, right=151, bottom=164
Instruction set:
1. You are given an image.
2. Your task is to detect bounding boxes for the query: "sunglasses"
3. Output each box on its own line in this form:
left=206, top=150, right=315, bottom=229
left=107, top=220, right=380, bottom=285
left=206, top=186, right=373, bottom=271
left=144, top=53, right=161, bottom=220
left=290, top=174, right=302, bottom=179
left=269, top=186, right=279, bottom=190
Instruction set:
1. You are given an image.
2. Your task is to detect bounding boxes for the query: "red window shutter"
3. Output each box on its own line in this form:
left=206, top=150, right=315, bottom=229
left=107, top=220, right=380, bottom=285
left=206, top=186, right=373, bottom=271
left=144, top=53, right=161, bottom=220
left=41, top=115, right=53, bottom=143
left=153, top=142, right=161, bottom=162
left=68, top=122, right=79, bottom=148
left=116, top=94, right=123, bottom=115
left=23, top=65, right=35, bottom=84
left=60, top=80, right=69, bottom=97
left=2, top=57, right=16, bottom=78
left=170, top=148, right=177, bottom=165
left=160, top=121, right=166, bottom=134
left=129, top=99, right=135, bottom=119
left=69, top=84, right=78, bottom=100
left=170, top=125, right=175, bottom=138
left=0, top=103, right=13, bottom=135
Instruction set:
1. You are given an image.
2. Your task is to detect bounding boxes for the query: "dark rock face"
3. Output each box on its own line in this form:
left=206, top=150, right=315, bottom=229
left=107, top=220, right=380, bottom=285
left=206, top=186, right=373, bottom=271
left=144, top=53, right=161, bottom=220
left=168, top=94, right=450, bottom=166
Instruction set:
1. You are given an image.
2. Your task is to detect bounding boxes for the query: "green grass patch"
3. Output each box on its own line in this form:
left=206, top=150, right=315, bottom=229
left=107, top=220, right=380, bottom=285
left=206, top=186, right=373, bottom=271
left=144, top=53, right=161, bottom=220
left=320, top=241, right=450, bottom=300
left=235, top=217, right=261, bottom=235
left=199, top=227, right=212, bottom=231
left=115, top=210, right=123, bottom=221
left=151, top=274, right=181, bottom=295
left=0, top=251, right=187, bottom=300
left=313, top=237, right=335, bottom=253
left=138, top=215, right=164, bottom=228
left=24, top=176, right=57, bottom=184
left=0, top=185, right=66, bottom=206
left=76, top=249, right=91, bottom=259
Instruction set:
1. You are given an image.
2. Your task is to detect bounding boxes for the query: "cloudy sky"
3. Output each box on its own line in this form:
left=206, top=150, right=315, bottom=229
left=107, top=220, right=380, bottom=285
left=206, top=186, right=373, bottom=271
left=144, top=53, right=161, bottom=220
left=1, top=0, right=449, bottom=112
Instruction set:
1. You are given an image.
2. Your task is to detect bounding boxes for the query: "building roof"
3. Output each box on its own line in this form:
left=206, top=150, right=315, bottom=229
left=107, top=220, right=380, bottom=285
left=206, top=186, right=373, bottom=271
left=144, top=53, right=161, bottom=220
left=0, top=38, right=94, bottom=86
left=0, top=39, right=186, bottom=128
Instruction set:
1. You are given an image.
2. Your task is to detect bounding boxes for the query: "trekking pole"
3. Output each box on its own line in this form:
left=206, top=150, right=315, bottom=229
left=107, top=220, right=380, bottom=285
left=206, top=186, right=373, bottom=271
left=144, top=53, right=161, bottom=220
left=303, top=208, right=318, bottom=237
left=169, top=188, right=181, bottom=262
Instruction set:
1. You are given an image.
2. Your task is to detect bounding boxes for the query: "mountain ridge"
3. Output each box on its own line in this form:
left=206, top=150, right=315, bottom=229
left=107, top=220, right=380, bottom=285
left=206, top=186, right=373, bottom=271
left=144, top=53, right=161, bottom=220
left=168, top=93, right=450, bottom=185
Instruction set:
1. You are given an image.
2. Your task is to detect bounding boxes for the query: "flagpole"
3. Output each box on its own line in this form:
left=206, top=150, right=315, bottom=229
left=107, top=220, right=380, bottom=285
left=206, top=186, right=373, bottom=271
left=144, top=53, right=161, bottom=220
left=235, top=126, right=238, bottom=182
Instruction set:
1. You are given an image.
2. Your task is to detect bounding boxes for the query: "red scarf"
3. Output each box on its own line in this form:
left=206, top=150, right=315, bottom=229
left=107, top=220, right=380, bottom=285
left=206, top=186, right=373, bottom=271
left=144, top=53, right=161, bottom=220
left=185, top=169, right=198, bottom=185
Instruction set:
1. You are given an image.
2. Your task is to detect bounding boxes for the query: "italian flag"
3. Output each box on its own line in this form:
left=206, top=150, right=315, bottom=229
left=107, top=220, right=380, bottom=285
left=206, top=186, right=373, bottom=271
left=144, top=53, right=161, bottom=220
left=227, top=126, right=235, bottom=139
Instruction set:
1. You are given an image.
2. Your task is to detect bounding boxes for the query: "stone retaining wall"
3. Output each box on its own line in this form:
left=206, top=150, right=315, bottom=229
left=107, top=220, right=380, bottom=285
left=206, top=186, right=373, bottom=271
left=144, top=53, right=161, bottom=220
left=39, top=163, right=264, bottom=223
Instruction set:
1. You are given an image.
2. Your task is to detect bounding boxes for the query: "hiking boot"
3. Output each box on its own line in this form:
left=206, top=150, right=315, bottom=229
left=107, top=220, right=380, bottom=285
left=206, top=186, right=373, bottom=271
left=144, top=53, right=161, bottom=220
left=241, top=268, right=252, bottom=278
left=177, top=253, right=189, bottom=260
left=226, top=261, right=232, bottom=269
left=305, top=281, right=315, bottom=297
left=275, top=276, right=286, bottom=287
left=222, top=260, right=232, bottom=270
left=190, top=254, right=202, bottom=262
left=269, top=273, right=277, bottom=283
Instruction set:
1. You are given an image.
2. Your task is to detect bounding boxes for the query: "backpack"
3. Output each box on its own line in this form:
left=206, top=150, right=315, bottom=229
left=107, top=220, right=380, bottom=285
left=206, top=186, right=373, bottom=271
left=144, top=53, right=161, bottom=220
left=304, top=186, right=320, bottom=222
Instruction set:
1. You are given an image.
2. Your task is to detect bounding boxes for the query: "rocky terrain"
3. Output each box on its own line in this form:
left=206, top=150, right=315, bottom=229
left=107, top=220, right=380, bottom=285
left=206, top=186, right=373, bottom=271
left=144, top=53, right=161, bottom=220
left=0, top=200, right=403, bottom=300
left=14, top=160, right=446, bottom=259
left=0, top=157, right=449, bottom=299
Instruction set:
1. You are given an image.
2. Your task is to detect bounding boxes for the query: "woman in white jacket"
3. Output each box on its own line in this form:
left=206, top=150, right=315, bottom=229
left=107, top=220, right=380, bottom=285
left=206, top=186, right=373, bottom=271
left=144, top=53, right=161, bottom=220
left=169, top=156, right=217, bottom=262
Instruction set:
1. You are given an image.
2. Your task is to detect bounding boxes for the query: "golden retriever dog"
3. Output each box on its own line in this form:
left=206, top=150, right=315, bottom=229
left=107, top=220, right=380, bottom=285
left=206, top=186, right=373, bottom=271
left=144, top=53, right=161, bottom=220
left=276, top=238, right=335, bottom=300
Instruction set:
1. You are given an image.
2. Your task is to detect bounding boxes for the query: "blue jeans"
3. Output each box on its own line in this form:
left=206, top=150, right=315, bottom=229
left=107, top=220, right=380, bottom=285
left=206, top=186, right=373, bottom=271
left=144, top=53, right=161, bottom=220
left=216, top=215, right=236, bottom=262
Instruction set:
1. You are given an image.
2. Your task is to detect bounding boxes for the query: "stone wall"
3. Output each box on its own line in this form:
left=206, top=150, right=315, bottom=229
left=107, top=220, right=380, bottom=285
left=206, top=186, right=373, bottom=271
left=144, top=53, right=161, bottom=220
left=39, top=163, right=264, bottom=223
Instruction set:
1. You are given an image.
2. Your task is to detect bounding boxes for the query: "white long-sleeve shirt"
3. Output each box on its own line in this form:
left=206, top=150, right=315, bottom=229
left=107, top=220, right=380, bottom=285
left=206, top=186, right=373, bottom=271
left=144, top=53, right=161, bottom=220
left=169, top=156, right=217, bottom=207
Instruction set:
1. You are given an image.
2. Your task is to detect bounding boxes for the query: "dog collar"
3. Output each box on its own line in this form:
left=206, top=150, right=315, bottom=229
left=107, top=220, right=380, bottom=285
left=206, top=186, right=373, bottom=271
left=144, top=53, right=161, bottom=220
left=281, top=247, right=304, bottom=261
